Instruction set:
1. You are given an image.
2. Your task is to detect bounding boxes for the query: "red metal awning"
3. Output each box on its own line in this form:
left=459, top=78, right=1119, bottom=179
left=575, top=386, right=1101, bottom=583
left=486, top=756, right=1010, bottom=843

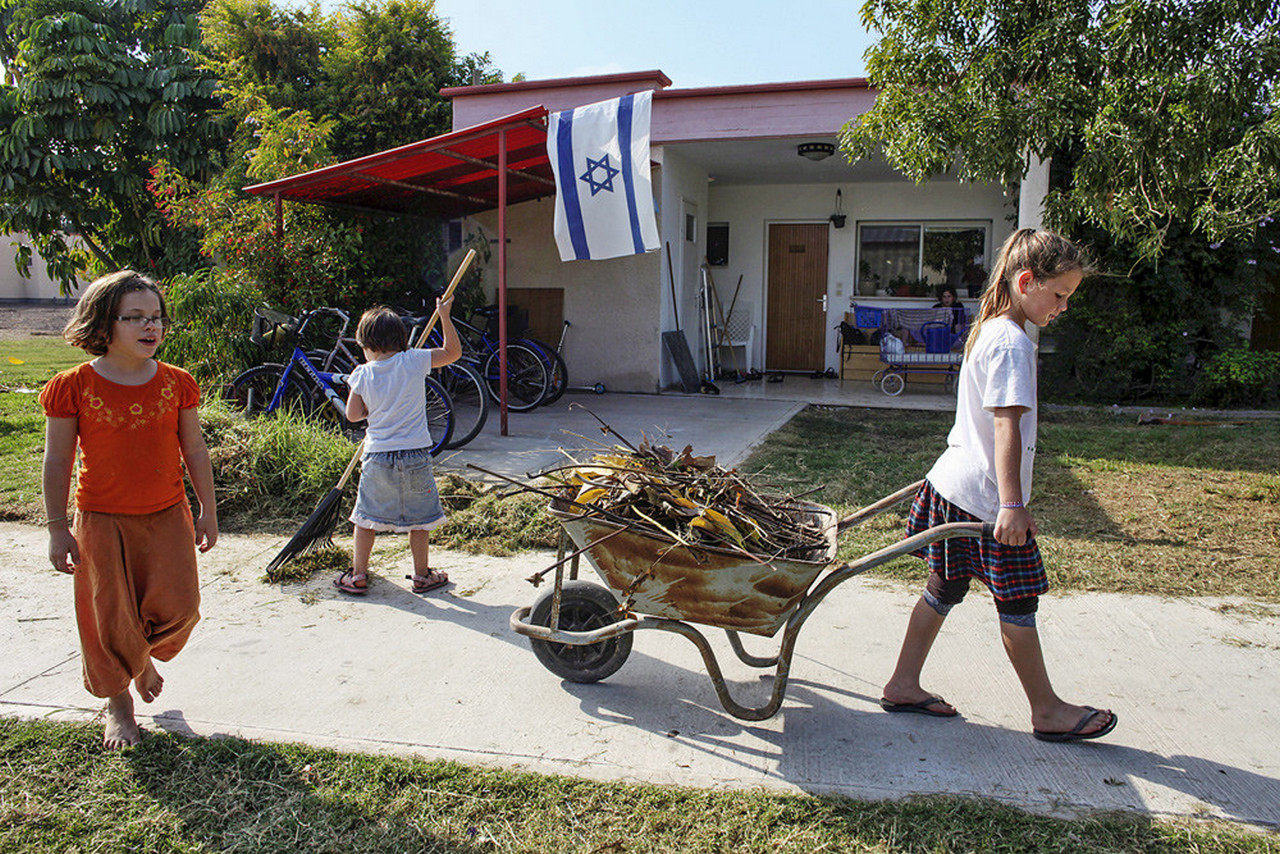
left=243, top=106, right=553, bottom=218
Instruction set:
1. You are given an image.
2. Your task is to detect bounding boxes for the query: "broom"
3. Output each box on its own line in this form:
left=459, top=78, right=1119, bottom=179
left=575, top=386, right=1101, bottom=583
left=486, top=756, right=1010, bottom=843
left=263, top=249, right=476, bottom=575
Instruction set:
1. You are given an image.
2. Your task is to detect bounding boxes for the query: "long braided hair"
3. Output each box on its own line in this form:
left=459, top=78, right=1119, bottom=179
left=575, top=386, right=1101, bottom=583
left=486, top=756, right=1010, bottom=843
left=965, top=229, right=1090, bottom=357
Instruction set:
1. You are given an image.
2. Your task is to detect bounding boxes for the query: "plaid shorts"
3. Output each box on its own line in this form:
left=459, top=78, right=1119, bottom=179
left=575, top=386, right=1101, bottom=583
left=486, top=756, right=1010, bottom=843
left=905, top=480, right=1047, bottom=602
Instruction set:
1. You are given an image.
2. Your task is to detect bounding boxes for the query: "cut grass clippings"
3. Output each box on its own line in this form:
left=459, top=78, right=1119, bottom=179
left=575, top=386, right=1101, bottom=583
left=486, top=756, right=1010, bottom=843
left=1, top=717, right=1275, bottom=854
left=742, top=406, right=1280, bottom=602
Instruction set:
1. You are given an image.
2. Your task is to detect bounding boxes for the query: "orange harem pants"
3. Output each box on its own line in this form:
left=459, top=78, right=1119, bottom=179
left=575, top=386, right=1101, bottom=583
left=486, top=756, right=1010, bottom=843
left=73, top=501, right=201, bottom=698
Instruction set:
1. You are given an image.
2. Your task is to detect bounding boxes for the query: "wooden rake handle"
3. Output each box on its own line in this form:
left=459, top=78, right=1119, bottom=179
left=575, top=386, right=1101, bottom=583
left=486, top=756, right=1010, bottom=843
left=337, top=247, right=477, bottom=487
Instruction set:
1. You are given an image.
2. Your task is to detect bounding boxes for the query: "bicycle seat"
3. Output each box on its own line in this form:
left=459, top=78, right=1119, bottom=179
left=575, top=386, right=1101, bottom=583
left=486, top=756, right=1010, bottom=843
left=473, top=305, right=500, bottom=319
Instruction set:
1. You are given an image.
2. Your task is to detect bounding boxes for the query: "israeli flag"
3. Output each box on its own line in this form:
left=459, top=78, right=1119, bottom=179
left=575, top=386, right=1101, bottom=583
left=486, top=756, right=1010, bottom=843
left=547, top=90, right=660, bottom=262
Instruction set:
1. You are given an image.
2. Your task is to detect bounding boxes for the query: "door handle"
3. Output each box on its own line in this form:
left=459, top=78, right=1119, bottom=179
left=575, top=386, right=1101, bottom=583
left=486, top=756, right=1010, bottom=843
left=818, top=294, right=828, bottom=312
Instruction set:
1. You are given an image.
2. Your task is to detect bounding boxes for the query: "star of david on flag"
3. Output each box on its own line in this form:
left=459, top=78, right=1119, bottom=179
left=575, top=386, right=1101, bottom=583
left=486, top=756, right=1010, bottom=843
left=547, top=90, right=660, bottom=262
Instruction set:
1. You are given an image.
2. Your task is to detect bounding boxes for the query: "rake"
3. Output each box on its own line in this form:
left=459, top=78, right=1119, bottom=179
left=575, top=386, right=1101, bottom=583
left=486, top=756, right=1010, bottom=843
left=263, top=249, right=476, bottom=576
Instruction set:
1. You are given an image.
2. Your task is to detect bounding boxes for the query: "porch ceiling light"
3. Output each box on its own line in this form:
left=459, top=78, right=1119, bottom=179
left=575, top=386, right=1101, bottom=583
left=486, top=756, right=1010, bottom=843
left=797, top=142, right=835, bottom=161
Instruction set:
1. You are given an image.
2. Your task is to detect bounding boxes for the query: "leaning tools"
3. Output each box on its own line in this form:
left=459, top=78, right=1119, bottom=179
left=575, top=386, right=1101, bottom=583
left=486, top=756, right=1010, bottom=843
left=263, top=249, right=476, bottom=576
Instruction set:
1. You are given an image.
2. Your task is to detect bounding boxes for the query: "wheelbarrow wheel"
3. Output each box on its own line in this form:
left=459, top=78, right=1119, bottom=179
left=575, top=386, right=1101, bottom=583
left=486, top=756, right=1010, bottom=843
left=529, top=581, right=633, bottom=683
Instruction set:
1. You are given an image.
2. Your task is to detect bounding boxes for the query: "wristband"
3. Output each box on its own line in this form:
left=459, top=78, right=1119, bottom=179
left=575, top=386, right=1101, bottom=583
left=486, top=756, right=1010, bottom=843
left=45, top=516, right=69, bottom=527
left=999, top=502, right=1024, bottom=509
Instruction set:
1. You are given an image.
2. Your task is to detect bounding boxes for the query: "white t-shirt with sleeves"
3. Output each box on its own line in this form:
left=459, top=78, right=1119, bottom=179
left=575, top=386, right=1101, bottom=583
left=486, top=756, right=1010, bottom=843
left=926, top=317, right=1037, bottom=522
left=346, top=349, right=435, bottom=453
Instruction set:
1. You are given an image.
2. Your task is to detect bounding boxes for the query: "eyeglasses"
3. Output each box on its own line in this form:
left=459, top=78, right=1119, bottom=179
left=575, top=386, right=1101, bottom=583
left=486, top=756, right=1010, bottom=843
left=115, top=315, right=169, bottom=329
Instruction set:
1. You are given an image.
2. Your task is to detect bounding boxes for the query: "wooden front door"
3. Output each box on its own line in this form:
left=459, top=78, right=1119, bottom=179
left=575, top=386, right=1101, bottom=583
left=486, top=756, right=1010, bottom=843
left=765, top=223, right=828, bottom=371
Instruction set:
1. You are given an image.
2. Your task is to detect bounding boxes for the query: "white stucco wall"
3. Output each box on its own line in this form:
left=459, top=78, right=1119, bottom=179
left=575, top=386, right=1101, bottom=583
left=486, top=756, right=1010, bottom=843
left=707, top=180, right=1013, bottom=370
left=1, top=234, right=80, bottom=301
left=654, top=147, right=711, bottom=388
left=469, top=200, right=663, bottom=394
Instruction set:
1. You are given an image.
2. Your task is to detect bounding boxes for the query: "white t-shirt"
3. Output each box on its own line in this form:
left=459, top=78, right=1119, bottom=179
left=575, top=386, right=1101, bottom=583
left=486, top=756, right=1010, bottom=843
left=926, top=317, right=1037, bottom=522
left=346, top=349, right=435, bottom=453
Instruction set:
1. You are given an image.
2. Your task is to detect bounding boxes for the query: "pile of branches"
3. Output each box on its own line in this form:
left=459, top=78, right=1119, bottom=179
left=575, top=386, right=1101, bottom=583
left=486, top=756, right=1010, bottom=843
left=541, top=438, right=829, bottom=562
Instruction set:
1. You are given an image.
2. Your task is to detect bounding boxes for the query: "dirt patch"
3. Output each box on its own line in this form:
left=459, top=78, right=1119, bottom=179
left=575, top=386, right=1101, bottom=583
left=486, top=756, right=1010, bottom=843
left=0, top=304, right=76, bottom=341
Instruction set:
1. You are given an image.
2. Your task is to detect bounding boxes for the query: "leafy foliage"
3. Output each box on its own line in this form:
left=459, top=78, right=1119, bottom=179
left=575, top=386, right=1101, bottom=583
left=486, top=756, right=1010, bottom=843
left=1194, top=347, right=1280, bottom=406
left=843, top=0, right=1280, bottom=260
left=148, top=0, right=502, bottom=313
left=0, top=0, right=226, bottom=289
left=1041, top=221, right=1280, bottom=400
left=160, top=266, right=262, bottom=382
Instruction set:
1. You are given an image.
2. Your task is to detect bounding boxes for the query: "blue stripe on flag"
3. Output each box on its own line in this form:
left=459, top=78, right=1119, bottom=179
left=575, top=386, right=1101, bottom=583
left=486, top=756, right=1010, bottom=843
left=617, top=93, right=644, bottom=255
left=555, top=111, right=589, bottom=260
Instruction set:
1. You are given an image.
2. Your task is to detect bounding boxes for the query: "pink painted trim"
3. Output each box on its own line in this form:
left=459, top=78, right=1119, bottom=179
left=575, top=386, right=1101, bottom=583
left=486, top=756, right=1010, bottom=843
left=655, top=78, right=873, bottom=99
left=442, top=69, right=672, bottom=98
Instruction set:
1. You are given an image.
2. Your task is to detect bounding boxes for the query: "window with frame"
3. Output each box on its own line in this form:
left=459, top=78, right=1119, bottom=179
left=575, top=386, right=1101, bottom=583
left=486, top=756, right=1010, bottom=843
left=856, top=222, right=989, bottom=298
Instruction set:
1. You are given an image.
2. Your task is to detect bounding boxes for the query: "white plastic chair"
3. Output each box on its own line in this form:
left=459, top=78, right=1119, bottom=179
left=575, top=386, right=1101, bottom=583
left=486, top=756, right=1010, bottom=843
left=717, top=301, right=756, bottom=374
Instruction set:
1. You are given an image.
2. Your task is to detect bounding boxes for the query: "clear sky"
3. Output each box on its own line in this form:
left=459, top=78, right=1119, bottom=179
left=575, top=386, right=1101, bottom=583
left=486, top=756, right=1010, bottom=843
left=431, top=0, right=875, bottom=88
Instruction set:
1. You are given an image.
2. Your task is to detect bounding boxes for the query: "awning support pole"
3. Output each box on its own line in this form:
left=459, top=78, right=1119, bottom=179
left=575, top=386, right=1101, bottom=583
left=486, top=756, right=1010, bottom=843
left=498, top=128, right=509, bottom=436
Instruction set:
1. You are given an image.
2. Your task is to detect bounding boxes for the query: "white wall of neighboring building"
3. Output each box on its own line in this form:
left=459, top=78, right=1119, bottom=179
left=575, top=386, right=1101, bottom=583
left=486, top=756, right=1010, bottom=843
left=708, top=179, right=1013, bottom=371
left=0, top=234, right=80, bottom=301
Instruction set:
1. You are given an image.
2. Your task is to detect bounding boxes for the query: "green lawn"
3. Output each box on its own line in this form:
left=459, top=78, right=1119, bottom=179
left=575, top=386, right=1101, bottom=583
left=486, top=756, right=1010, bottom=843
left=2, top=718, right=1275, bottom=854
left=0, top=337, right=81, bottom=518
left=742, top=406, right=1280, bottom=601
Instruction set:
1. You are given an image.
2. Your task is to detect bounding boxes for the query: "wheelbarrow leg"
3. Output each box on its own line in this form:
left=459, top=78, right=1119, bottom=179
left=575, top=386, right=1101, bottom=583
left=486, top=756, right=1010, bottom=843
left=725, top=630, right=779, bottom=668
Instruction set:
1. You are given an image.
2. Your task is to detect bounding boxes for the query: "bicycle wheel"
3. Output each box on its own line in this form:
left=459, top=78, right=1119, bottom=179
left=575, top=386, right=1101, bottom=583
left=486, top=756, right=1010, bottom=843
left=424, top=375, right=454, bottom=455
left=438, top=362, right=489, bottom=449
left=224, top=364, right=308, bottom=416
left=521, top=337, right=568, bottom=405
left=482, top=343, right=549, bottom=412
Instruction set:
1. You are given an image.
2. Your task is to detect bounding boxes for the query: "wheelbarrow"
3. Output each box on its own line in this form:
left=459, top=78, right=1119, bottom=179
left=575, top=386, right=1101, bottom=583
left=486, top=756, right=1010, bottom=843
left=510, top=480, right=991, bottom=721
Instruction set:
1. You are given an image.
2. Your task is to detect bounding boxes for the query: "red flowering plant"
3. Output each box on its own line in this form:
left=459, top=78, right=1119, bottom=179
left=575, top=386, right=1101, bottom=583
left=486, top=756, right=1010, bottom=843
left=149, top=106, right=440, bottom=317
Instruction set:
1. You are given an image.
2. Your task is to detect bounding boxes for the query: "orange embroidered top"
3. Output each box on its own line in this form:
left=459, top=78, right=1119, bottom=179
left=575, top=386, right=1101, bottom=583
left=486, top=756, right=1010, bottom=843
left=40, top=361, right=200, bottom=515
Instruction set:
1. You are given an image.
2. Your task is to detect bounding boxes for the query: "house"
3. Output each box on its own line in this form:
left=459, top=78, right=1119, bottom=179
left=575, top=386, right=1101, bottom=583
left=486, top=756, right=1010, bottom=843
left=445, top=71, right=1042, bottom=393
left=249, top=70, right=1050, bottom=394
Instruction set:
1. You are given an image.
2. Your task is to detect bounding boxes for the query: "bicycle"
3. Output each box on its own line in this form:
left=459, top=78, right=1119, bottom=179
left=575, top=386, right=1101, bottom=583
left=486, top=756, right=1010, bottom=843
left=471, top=305, right=568, bottom=406
left=415, top=312, right=550, bottom=412
left=308, top=308, right=489, bottom=451
left=225, top=308, right=455, bottom=455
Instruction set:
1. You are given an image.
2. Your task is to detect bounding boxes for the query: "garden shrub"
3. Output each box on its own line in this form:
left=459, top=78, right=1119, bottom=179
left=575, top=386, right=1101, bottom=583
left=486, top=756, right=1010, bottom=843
left=1193, top=348, right=1280, bottom=406
left=162, top=268, right=263, bottom=384
left=1042, top=220, right=1279, bottom=402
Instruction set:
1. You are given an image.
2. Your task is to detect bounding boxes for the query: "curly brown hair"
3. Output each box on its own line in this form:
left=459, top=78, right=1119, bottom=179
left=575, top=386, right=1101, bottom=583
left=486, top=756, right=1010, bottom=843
left=62, top=270, right=168, bottom=356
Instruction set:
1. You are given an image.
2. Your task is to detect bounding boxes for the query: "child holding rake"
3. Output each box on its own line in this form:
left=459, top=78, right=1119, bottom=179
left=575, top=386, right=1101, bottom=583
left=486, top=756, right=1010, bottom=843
left=334, top=295, right=462, bottom=595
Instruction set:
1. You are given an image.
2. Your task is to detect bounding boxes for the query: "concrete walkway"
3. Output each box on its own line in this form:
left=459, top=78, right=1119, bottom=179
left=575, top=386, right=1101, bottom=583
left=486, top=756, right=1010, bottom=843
left=3, top=389, right=1278, bottom=828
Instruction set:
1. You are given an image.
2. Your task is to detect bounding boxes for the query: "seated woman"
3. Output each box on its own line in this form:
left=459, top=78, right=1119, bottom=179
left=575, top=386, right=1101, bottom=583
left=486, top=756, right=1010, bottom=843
left=933, top=286, right=966, bottom=334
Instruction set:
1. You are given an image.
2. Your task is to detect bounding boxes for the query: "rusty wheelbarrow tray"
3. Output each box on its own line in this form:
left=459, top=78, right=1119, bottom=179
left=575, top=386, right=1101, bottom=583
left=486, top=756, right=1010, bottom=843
left=510, top=480, right=990, bottom=721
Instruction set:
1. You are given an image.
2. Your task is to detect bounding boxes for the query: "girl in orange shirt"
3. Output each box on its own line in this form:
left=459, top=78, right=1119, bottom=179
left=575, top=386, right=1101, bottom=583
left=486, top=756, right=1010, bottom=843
left=40, top=270, right=217, bottom=749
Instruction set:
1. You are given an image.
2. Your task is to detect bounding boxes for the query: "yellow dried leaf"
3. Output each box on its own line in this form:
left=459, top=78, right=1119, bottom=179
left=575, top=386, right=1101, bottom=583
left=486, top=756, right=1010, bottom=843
left=576, top=487, right=609, bottom=506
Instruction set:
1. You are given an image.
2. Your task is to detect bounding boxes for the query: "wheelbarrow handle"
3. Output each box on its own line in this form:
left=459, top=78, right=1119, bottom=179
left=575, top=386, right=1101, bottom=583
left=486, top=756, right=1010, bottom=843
left=835, top=480, right=925, bottom=533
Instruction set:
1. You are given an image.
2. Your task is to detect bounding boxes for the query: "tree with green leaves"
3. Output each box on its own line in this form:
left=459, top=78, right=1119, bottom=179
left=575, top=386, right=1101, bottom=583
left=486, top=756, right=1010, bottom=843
left=152, top=0, right=501, bottom=315
left=0, top=0, right=226, bottom=290
left=842, top=0, right=1280, bottom=260
left=843, top=0, right=1280, bottom=401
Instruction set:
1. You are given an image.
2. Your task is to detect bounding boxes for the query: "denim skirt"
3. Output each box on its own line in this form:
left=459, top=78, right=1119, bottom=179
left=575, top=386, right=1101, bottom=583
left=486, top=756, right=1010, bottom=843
left=350, top=447, right=447, bottom=533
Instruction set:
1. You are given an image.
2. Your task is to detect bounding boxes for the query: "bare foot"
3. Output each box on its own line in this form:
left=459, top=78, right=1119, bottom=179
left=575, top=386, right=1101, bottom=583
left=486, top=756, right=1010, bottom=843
left=103, top=692, right=141, bottom=750
left=134, top=660, right=163, bottom=703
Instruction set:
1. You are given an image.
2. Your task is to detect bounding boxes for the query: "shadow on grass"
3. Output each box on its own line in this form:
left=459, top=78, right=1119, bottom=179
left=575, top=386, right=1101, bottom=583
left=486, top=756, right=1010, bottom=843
left=125, top=725, right=491, bottom=853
